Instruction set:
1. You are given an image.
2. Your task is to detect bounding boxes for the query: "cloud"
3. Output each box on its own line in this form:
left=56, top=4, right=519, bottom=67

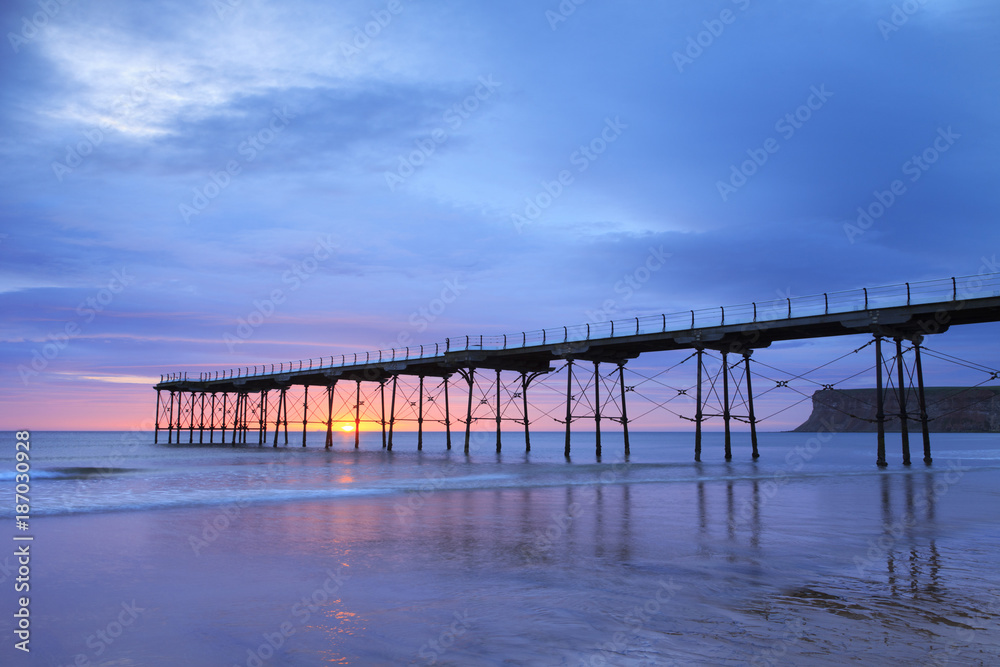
left=0, top=0, right=997, bottom=429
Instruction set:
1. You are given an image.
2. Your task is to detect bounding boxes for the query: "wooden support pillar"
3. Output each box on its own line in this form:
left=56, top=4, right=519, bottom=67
left=244, top=393, right=251, bottom=444
left=188, top=392, right=195, bottom=444
left=464, top=369, right=475, bottom=454
left=354, top=380, right=361, bottom=449
left=180, top=392, right=188, bottom=444
left=325, top=382, right=335, bottom=450
left=875, top=336, right=887, bottom=467
left=914, top=341, right=932, bottom=464
left=231, top=393, right=239, bottom=445
left=302, top=386, right=309, bottom=448
left=264, top=391, right=271, bottom=444
left=723, top=352, right=732, bottom=461
left=618, top=362, right=630, bottom=457
left=521, top=372, right=531, bottom=453
left=181, top=392, right=188, bottom=442
left=444, top=375, right=452, bottom=450
left=209, top=393, right=216, bottom=443
left=220, top=393, right=228, bottom=444
left=695, top=349, right=703, bottom=462
left=283, top=389, right=289, bottom=445
left=247, top=392, right=264, bottom=446
left=181, top=392, right=194, bottom=444
left=387, top=375, right=397, bottom=451
left=258, top=391, right=267, bottom=445
left=240, top=394, right=246, bottom=444
left=564, top=360, right=573, bottom=458
left=273, top=389, right=284, bottom=448
left=380, top=380, right=387, bottom=449
left=203, top=391, right=210, bottom=444
left=895, top=338, right=911, bottom=465
left=178, top=392, right=185, bottom=442
left=253, top=392, right=260, bottom=445
left=418, top=375, right=425, bottom=451
left=260, top=393, right=265, bottom=444
left=166, top=391, right=174, bottom=444
left=245, top=393, right=251, bottom=444
left=199, top=392, right=206, bottom=444
left=495, top=369, right=502, bottom=453
left=593, top=361, right=601, bottom=459
left=154, top=390, right=162, bottom=444
left=744, top=352, right=759, bottom=459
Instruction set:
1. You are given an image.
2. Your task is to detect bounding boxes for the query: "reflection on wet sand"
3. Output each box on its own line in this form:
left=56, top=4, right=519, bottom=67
left=876, top=472, right=942, bottom=600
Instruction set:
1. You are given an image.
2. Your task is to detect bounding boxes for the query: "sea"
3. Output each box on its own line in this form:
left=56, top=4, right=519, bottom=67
left=1, top=429, right=998, bottom=666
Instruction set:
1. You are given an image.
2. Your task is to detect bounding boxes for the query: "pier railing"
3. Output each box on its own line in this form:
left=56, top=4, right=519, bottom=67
left=160, top=272, right=1000, bottom=384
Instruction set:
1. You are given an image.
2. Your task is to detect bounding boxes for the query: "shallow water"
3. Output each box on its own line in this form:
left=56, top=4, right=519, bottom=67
left=2, top=430, right=999, bottom=665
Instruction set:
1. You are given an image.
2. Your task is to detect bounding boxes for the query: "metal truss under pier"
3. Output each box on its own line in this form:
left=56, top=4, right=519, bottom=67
left=154, top=274, right=1000, bottom=466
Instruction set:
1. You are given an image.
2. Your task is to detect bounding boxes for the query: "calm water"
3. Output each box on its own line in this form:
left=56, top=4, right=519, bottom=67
left=1, top=429, right=999, bottom=665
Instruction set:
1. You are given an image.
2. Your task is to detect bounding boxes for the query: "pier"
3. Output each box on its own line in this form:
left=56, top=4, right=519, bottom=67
left=153, top=274, right=1000, bottom=466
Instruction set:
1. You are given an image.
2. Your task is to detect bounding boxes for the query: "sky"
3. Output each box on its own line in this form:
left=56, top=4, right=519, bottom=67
left=1, top=0, right=998, bottom=431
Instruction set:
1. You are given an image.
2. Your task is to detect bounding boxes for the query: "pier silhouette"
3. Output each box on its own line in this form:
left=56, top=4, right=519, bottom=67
left=154, top=274, right=1000, bottom=466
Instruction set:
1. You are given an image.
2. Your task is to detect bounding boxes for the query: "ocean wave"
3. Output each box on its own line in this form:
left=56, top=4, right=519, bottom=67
left=0, top=466, right=142, bottom=481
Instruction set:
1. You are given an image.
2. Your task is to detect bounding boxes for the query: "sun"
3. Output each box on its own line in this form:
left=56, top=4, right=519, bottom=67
left=340, top=424, right=355, bottom=432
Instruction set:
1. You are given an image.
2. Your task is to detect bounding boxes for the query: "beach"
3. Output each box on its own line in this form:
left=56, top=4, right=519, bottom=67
left=3, top=430, right=999, bottom=665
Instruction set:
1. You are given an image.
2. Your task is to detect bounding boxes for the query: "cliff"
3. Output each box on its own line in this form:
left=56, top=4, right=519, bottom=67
left=794, top=387, right=1000, bottom=433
